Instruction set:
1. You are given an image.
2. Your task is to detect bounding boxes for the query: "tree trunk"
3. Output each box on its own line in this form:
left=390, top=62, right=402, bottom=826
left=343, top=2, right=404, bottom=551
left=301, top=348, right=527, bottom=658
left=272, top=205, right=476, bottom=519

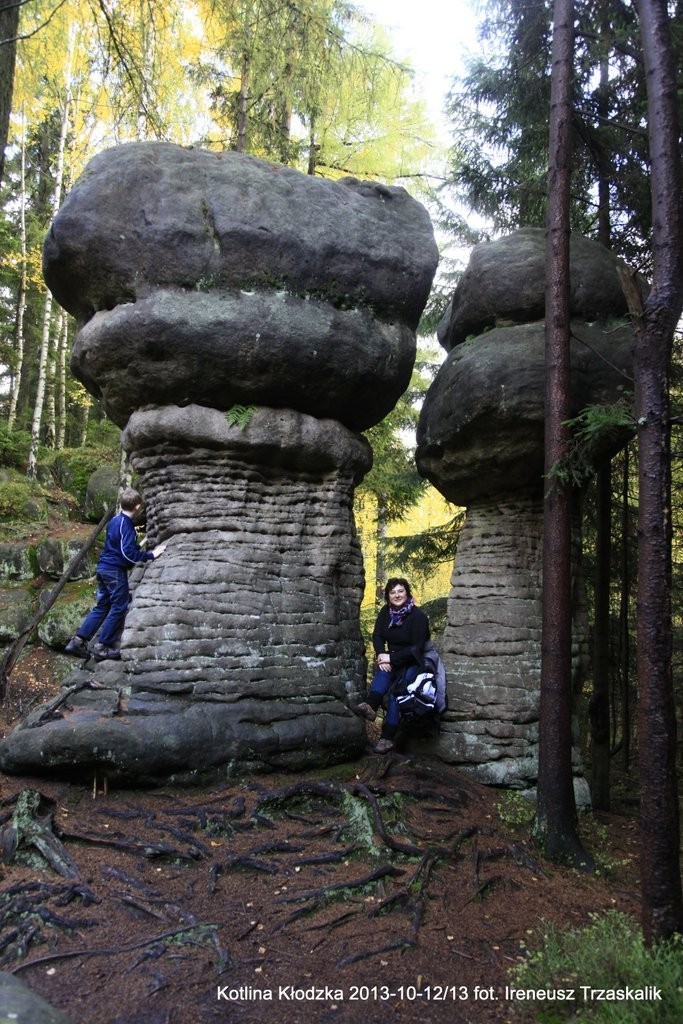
left=633, top=0, right=683, bottom=945
left=589, top=464, right=611, bottom=809
left=535, top=0, right=592, bottom=868
left=236, top=51, right=250, bottom=152
left=57, top=309, right=68, bottom=449
left=374, top=503, right=388, bottom=608
left=589, top=50, right=613, bottom=810
left=7, top=117, right=27, bottom=432
left=307, top=114, right=318, bottom=176
left=79, top=401, right=90, bottom=447
left=0, top=0, right=19, bottom=187
left=27, top=34, right=75, bottom=478
left=618, top=450, right=631, bottom=770
left=44, top=330, right=57, bottom=449
left=27, top=290, right=55, bottom=477
left=596, top=42, right=612, bottom=247
left=276, top=42, right=294, bottom=165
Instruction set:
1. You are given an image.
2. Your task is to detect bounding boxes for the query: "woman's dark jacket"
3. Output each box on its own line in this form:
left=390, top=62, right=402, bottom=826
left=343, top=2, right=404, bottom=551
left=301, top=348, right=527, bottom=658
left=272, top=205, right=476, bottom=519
left=372, top=605, right=431, bottom=669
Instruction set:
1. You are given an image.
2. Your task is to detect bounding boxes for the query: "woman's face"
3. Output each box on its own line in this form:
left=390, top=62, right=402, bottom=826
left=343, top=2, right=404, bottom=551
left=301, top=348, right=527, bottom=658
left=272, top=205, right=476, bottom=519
left=388, top=584, right=409, bottom=608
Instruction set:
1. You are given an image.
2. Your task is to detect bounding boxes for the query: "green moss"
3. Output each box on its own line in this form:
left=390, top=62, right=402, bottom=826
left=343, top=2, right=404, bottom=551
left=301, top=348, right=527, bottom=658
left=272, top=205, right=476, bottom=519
left=0, top=480, right=47, bottom=522
left=339, top=791, right=380, bottom=857
left=46, top=446, right=119, bottom=503
left=0, top=423, right=31, bottom=468
left=496, top=790, right=536, bottom=829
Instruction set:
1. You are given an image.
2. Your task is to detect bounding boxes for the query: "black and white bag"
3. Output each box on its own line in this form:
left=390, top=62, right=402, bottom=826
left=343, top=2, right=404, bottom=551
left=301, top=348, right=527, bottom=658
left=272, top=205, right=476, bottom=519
left=394, top=671, right=438, bottom=720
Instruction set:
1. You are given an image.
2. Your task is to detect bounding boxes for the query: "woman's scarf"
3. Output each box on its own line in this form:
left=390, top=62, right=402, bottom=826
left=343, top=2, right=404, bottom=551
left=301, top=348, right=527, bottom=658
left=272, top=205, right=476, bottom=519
left=388, top=597, right=415, bottom=628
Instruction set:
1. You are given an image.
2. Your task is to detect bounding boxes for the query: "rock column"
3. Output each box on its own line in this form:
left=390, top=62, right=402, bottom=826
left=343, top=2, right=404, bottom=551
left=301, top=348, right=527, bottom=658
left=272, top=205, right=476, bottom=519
left=443, top=495, right=543, bottom=782
left=121, top=405, right=369, bottom=701
left=416, top=228, right=640, bottom=789
left=0, top=143, right=437, bottom=783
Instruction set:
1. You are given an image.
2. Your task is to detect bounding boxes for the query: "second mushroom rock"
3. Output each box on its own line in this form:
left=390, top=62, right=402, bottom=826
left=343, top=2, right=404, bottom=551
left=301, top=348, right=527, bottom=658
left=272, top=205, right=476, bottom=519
left=416, top=228, right=638, bottom=789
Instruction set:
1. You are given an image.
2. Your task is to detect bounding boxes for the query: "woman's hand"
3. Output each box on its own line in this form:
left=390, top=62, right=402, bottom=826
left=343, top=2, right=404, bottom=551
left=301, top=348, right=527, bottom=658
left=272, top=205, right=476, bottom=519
left=377, top=653, right=391, bottom=672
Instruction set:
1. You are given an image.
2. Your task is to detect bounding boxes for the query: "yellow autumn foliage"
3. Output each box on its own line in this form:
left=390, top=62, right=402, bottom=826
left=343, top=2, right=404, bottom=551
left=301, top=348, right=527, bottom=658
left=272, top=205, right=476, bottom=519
left=355, top=484, right=457, bottom=610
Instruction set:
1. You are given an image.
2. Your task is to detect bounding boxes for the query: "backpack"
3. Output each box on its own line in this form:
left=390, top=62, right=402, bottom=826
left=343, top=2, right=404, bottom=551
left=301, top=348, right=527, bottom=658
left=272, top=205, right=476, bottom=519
left=394, top=671, right=438, bottom=721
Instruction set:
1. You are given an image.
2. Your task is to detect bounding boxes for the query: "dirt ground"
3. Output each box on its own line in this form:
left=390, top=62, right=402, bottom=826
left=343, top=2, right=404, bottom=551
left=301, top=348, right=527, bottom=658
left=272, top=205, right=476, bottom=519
left=0, top=650, right=642, bottom=1024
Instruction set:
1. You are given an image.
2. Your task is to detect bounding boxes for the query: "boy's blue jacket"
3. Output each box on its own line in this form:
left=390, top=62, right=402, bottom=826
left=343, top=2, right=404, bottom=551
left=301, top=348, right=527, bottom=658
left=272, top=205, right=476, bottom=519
left=97, top=512, right=154, bottom=572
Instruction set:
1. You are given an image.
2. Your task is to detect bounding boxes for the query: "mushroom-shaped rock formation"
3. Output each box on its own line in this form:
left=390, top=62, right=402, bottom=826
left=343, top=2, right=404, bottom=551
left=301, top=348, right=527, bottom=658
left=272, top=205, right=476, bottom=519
left=43, top=143, right=433, bottom=432
left=0, top=142, right=438, bottom=784
left=416, top=229, right=636, bottom=790
left=438, top=225, right=643, bottom=349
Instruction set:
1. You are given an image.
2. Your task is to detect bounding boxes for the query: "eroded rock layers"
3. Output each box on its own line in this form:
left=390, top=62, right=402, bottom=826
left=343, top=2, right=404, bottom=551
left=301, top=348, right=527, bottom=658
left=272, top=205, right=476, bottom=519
left=121, top=405, right=370, bottom=700
left=0, top=143, right=438, bottom=782
left=416, top=228, right=638, bottom=790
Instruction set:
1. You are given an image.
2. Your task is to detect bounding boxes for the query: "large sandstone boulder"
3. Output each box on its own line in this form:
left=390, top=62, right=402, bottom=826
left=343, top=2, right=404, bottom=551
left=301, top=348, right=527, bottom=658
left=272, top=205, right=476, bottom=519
left=0, top=586, right=33, bottom=642
left=83, top=465, right=119, bottom=521
left=44, top=142, right=436, bottom=431
left=36, top=536, right=97, bottom=580
left=439, top=226, right=645, bottom=349
left=417, top=320, right=633, bottom=505
left=0, top=542, right=37, bottom=581
left=44, top=144, right=434, bottom=326
left=0, top=143, right=438, bottom=783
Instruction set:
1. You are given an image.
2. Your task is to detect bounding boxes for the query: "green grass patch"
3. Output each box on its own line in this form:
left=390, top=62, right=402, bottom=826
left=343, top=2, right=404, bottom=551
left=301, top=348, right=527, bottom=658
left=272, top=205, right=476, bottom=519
left=508, top=911, right=683, bottom=1023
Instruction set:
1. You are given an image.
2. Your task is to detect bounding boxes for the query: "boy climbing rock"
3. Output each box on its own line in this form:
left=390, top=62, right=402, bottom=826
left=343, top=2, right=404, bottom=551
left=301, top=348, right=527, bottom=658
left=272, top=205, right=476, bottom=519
left=65, top=487, right=166, bottom=662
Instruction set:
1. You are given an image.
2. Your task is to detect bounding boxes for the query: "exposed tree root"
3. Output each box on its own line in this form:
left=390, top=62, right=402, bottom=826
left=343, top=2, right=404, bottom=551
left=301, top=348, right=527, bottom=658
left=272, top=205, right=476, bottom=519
left=273, top=864, right=405, bottom=906
left=0, top=757, right=566, bottom=980
left=29, top=680, right=110, bottom=727
left=56, top=827, right=202, bottom=861
left=10, top=923, right=226, bottom=975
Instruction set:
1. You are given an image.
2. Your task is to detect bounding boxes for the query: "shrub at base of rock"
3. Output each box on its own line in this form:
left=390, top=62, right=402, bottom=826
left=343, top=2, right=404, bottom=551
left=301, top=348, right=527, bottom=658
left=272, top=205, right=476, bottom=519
left=0, top=480, right=48, bottom=527
left=47, top=448, right=119, bottom=506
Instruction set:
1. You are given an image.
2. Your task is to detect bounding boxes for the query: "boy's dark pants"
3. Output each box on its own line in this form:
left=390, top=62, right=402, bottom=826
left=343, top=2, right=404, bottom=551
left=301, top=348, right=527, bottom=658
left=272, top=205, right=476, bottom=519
left=78, top=569, right=130, bottom=647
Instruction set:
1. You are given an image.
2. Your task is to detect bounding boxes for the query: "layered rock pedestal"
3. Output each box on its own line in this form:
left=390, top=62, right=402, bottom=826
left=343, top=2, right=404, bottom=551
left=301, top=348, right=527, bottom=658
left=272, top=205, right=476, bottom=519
left=0, top=142, right=437, bottom=783
left=122, top=405, right=370, bottom=700
left=416, top=228, right=638, bottom=789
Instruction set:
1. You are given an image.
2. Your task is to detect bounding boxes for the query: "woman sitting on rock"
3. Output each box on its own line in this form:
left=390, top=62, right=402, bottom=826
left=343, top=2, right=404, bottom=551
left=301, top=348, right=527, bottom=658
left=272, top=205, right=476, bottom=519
left=352, top=577, right=431, bottom=754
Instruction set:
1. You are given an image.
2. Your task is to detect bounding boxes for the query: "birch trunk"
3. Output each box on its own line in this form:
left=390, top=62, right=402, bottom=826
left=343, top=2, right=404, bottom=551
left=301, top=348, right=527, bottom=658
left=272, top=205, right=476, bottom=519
left=57, top=309, right=69, bottom=449
left=7, top=120, right=27, bottom=433
left=27, top=33, right=75, bottom=478
left=78, top=401, right=91, bottom=447
left=44, top=329, right=57, bottom=449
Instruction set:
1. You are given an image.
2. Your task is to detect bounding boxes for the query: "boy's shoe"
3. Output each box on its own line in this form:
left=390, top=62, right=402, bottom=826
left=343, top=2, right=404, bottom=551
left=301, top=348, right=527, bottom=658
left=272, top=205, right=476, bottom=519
left=92, top=644, right=121, bottom=662
left=65, top=636, right=90, bottom=659
left=373, top=738, right=394, bottom=754
left=351, top=701, right=377, bottom=722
